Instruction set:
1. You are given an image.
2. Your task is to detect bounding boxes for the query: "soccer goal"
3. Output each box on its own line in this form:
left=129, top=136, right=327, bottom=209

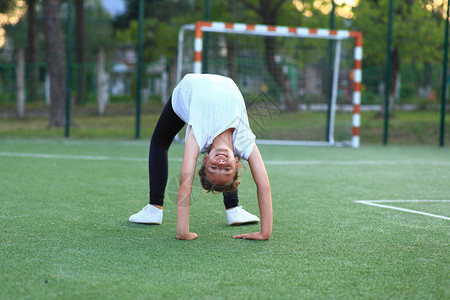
left=177, top=21, right=362, bottom=147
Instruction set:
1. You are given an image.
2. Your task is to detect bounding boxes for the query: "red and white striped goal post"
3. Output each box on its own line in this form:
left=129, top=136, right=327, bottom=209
left=193, top=21, right=363, bottom=148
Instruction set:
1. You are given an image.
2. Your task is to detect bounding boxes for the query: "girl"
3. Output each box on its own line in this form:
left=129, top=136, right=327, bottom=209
left=129, top=74, right=272, bottom=240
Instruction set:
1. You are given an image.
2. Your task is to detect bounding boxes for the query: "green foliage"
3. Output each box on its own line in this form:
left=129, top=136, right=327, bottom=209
left=83, top=0, right=118, bottom=50
left=352, top=0, right=445, bottom=67
left=117, top=0, right=450, bottom=73
left=2, top=0, right=118, bottom=63
left=115, top=0, right=203, bottom=61
left=115, top=18, right=139, bottom=45
left=114, top=0, right=337, bottom=62
left=0, top=90, right=14, bottom=104
left=109, top=94, right=133, bottom=103
left=0, top=0, right=16, bottom=13
left=3, top=18, right=28, bottom=49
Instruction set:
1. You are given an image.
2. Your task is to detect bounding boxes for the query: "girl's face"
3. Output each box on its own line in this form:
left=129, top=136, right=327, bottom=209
left=202, top=146, right=239, bottom=186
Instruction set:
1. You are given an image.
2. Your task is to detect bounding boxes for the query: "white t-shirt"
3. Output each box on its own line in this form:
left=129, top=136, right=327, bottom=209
left=172, top=74, right=256, bottom=160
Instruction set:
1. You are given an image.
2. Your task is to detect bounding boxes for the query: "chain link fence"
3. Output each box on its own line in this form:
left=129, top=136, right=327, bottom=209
left=0, top=0, right=448, bottom=146
left=0, top=0, right=170, bottom=140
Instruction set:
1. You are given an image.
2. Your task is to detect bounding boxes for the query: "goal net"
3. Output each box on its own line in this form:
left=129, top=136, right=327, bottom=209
left=177, top=21, right=362, bottom=147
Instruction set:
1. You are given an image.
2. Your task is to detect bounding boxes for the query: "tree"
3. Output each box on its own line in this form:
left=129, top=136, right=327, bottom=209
left=352, top=0, right=445, bottom=115
left=0, top=0, right=17, bottom=13
left=115, top=0, right=203, bottom=87
left=75, top=0, right=86, bottom=103
left=113, top=0, right=331, bottom=107
left=26, top=0, right=38, bottom=103
left=115, top=0, right=202, bottom=60
left=239, top=0, right=298, bottom=110
left=43, top=0, right=66, bottom=127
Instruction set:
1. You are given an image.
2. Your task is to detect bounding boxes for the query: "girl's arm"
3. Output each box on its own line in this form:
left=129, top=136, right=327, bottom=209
left=233, top=144, right=272, bottom=240
left=176, top=129, right=200, bottom=240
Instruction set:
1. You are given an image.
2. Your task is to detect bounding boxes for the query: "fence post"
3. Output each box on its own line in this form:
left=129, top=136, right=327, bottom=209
left=135, top=0, right=144, bottom=139
left=440, top=0, right=450, bottom=147
left=16, top=48, right=25, bottom=119
left=383, top=0, right=394, bottom=145
left=202, top=0, right=210, bottom=73
left=65, top=0, right=73, bottom=138
left=326, top=0, right=336, bottom=142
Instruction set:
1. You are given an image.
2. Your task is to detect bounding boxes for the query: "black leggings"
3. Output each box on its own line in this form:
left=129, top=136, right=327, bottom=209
left=149, top=98, right=239, bottom=209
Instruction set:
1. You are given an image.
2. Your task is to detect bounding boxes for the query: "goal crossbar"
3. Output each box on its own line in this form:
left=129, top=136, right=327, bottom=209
left=177, top=21, right=363, bottom=148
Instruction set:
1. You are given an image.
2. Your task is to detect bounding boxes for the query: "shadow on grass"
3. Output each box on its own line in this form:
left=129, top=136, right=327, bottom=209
left=120, top=220, right=161, bottom=229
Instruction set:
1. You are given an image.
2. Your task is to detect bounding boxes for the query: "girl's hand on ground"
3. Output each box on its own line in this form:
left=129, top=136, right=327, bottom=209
left=233, top=232, right=270, bottom=240
left=177, top=232, right=198, bottom=240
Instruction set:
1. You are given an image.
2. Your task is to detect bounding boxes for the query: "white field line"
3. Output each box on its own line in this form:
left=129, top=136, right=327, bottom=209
left=0, top=139, right=150, bottom=146
left=1, top=151, right=450, bottom=166
left=264, top=160, right=450, bottom=166
left=0, top=152, right=182, bottom=163
left=355, top=200, right=450, bottom=220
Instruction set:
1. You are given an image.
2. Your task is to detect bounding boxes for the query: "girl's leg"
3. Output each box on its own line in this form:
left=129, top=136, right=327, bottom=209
left=149, top=98, right=185, bottom=207
left=223, top=190, right=239, bottom=209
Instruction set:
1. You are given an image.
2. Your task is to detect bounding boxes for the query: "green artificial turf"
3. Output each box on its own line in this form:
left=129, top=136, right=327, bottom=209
left=1, top=139, right=449, bottom=299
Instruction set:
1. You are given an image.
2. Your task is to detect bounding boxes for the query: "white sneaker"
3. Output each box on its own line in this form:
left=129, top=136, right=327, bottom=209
left=129, top=204, right=163, bottom=225
left=226, top=206, right=260, bottom=225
